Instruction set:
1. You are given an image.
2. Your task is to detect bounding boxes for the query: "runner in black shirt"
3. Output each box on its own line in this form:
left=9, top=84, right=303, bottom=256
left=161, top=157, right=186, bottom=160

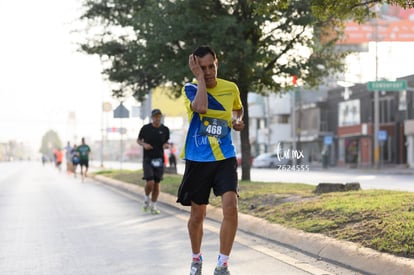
left=137, top=109, right=170, bottom=214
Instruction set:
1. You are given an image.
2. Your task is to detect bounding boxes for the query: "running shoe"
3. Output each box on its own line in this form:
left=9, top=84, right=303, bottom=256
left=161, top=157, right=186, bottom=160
left=190, top=261, right=202, bottom=275
left=142, top=201, right=149, bottom=212
left=214, top=265, right=230, bottom=275
left=150, top=207, right=160, bottom=215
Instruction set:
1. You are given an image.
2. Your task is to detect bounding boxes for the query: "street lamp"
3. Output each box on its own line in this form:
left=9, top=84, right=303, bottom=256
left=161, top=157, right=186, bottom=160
left=291, top=75, right=298, bottom=166
left=373, top=5, right=381, bottom=169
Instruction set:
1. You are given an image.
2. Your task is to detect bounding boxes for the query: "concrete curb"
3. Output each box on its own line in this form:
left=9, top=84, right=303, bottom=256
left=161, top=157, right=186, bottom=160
left=94, top=175, right=414, bottom=275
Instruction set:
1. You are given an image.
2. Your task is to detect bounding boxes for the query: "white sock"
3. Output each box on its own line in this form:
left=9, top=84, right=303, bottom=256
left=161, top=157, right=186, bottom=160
left=150, top=201, right=156, bottom=208
left=144, top=195, right=149, bottom=203
left=192, top=252, right=202, bottom=262
left=217, top=254, right=229, bottom=266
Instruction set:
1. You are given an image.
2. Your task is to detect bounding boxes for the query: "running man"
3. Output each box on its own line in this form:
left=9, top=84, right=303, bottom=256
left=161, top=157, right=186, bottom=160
left=137, top=109, right=170, bottom=214
left=77, top=137, right=91, bottom=180
left=71, top=144, right=80, bottom=177
left=177, top=46, right=245, bottom=275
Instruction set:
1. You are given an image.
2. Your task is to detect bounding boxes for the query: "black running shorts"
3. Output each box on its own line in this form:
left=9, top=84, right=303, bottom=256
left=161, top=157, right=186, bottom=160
left=79, top=159, right=89, bottom=168
left=142, top=158, right=164, bottom=183
left=177, top=157, right=238, bottom=206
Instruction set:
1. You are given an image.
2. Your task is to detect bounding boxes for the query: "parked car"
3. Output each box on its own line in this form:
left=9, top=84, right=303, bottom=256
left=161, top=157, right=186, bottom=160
left=252, top=152, right=291, bottom=168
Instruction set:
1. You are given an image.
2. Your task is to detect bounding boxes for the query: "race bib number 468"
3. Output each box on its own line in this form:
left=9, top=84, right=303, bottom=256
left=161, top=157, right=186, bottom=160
left=199, top=117, right=229, bottom=138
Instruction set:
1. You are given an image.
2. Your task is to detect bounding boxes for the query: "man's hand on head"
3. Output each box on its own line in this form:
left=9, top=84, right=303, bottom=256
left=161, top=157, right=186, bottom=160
left=189, top=54, right=204, bottom=80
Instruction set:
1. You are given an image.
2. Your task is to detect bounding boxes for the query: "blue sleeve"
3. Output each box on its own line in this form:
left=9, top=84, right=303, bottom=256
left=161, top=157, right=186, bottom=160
left=184, top=83, right=197, bottom=102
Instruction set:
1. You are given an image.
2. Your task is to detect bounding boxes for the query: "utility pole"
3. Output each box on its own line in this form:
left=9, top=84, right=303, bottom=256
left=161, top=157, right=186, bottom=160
left=100, top=103, right=104, bottom=168
left=291, top=75, right=297, bottom=166
left=373, top=13, right=380, bottom=169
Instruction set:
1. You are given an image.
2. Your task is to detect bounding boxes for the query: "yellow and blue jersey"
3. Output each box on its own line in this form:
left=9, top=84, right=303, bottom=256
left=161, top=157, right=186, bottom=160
left=181, top=78, right=243, bottom=162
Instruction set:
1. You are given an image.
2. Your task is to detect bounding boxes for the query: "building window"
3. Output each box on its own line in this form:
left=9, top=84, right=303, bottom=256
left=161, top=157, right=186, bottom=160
left=278, top=114, right=289, bottom=124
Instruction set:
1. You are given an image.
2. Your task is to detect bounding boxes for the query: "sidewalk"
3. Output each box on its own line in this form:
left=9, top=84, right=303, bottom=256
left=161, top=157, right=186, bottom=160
left=93, top=174, right=414, bottom=275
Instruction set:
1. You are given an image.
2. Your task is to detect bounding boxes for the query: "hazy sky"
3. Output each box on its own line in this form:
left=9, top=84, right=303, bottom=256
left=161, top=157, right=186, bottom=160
left=0, top=0, right=116, bottom=152
left=2, top=1, right=414, bottom=155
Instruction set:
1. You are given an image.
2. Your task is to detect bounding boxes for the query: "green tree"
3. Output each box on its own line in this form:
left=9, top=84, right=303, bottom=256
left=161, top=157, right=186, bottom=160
left=78, top=0, right=411, bottom=180
left=39, top=130, right=62, bottom=158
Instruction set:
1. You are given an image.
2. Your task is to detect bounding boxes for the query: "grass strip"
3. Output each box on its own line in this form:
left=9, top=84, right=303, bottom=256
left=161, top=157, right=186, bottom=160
left=94, top=169, right=414, bottom=258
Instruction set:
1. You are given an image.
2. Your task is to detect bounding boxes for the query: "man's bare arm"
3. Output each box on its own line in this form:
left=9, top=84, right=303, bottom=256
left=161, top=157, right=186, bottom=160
left=232, top=107, right=245, bottom=131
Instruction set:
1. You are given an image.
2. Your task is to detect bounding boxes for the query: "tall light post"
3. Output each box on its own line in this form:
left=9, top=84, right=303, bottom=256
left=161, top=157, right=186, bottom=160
left=100, top=88, right=105, bottom=168
left=101, top=101, right=112, bottom=168
left=291, top=75, right=298, bottom=166
left=373, top=8, right=380, bottom=169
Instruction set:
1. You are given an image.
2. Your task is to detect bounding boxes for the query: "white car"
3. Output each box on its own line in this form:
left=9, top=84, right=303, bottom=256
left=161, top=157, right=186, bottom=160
left=252, top=153, right=291, bottom=168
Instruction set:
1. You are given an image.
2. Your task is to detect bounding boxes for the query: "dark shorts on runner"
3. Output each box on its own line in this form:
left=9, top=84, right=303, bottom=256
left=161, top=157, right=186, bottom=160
left=79, top=159, right=89, bottom=168
left=72, top=156, right=80, bottom=166
left=142, top=158, right=164, bottom=183
left=177, top=157, right=238, bottom=206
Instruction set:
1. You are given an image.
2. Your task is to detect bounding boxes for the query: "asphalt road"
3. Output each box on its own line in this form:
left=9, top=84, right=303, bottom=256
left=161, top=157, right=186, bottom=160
left=0, top=161, right=361, bottom=275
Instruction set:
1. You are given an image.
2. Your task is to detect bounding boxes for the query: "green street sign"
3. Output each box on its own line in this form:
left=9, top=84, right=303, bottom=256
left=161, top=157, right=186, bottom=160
left=367, top=80, right=407, bottom=91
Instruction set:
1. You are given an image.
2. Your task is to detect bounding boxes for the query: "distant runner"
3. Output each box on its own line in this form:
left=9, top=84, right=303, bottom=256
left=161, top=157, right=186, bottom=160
left=77, top=137, right=91, bottom=181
